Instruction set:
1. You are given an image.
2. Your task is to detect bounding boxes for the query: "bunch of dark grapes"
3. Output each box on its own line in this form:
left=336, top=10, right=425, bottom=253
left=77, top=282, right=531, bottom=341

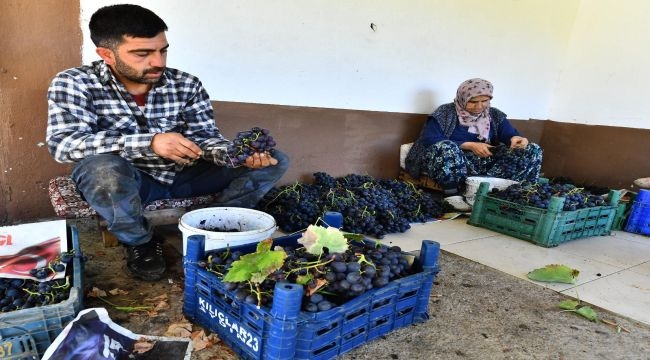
left=260, top=183, right=323, bottom=232
left=256, top=172, right=445, bottom=238
left=489, top=150, right=531, bottom=179
left=489, top=182, right=607, bottom=211
left=316, top=242, right=412, bottom=306
left=227, top=127, right=276, bottom=165
left=201, top=240, right=414, bottom=312
left=0, top=252, right=74, bottom=313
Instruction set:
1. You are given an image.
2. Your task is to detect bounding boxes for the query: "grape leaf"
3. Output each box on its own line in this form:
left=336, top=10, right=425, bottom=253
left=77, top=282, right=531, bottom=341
left=223, top=239, right=287, bottom=284
left=527, top=264, right=579, bottom=284
left=297, top=225, right=349, bottom=255
left=575, top=306, right=599, bottom=322
left=343, top=233, right=365, bottom=242
left=296, top=274, right=312, bottom=285
left=558, top=299, right=580, bottom=310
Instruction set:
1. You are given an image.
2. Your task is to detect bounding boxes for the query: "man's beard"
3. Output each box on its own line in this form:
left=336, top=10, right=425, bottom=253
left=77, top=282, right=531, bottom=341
left=114, top=57, right=164, bottom=85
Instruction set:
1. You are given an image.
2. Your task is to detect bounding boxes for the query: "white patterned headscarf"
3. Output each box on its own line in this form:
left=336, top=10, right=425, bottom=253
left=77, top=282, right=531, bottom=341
left=454, top=78, right=494, bottom=141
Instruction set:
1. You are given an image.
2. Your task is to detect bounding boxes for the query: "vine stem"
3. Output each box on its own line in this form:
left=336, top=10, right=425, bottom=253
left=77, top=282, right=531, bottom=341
left=95, top=296, right=153, bottom=313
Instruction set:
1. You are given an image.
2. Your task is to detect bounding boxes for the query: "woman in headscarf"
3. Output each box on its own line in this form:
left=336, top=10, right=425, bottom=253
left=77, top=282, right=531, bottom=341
left=405, top=78, right=543, bottom=196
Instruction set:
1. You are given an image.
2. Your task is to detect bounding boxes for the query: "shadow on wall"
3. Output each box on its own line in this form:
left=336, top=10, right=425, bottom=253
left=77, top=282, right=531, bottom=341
left=214, top=101, right=426, bottom=185
left=215, top=102, right=649, bottom=191
left=532, top=120, right=650, bottom=190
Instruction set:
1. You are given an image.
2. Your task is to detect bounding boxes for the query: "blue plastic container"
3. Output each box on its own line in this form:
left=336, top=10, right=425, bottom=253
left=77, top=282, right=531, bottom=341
left=625, top=190, right=650, bottom=235
left=634, top=189, right=650, bottom=203
left=323, top=211, right=343, bottom=228
left=0, top=225, right=84, bottom=359
left=183, top=230, right=440, bottom=360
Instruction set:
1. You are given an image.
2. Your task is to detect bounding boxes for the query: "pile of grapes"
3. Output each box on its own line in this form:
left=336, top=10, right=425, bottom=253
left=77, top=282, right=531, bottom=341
left=202, top=240, right=414, bottom=312
left=489, top=148, right=532, bottom=180
left=256, top=172, right=445, bottom=238
left=0, top=252, right=74, bottom=313
left=489, top=181, right=607, bottom=211
left=227, top=127, right=276, bottom=165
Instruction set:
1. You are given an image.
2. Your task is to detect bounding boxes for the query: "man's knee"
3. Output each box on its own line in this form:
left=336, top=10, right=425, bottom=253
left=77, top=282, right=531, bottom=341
left=71, top=155, right=138, bottom=197
left=73, top=154, right=133, bottom=177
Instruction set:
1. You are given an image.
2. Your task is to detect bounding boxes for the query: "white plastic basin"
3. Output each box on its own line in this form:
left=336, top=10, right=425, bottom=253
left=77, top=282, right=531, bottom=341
left=178, top=207, right=277, bottom=254
left=464, top=176, right=519, bottom=205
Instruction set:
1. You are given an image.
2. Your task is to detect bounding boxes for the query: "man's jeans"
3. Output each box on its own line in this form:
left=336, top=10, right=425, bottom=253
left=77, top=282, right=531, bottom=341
left=71, top=152, right=289, bottom=246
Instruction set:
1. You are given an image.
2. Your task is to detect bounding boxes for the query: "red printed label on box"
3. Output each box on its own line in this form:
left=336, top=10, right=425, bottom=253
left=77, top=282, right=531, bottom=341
left=0, top=220, right=67, bottom=279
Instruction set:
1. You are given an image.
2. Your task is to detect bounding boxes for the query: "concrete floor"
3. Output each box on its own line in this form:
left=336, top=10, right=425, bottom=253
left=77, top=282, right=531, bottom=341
left=372, top=216, right=650, bottom=326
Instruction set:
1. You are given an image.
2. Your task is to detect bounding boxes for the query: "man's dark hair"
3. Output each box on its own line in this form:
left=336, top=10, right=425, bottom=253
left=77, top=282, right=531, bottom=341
left=89, top=4, right=168, bottom=49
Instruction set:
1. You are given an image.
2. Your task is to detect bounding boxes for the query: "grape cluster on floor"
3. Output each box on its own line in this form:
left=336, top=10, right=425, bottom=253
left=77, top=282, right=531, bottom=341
left=489, top=181, right=608, bottom=211
left=202, top=240, right=415, bottom=312
left=227, top=127, right=276, bottom=165
left=256, top=172, right=445, bottom=238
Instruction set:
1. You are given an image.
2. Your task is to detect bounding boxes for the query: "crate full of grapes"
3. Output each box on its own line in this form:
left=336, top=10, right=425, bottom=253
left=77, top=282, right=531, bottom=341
left=468, top=181, right=621, bottom=247
left=0, top=222, right=84, bottom=359
left=182, top=217, right=440, bottom=360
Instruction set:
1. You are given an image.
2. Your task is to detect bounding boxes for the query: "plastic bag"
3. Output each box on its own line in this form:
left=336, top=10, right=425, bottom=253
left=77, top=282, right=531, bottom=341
left=42, top=308, right=191, bottom=360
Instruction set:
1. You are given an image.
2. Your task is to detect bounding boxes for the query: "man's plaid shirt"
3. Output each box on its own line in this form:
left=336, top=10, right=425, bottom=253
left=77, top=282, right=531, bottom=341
left=46, top=60, right=232, bottom=185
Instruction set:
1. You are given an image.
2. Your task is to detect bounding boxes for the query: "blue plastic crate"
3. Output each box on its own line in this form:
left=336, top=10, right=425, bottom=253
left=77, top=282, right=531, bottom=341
left=183, top=234, right=440, bottom=360
left=625, top=189, right=650, bottom=235
left=0, top=225, right=84, bottom=360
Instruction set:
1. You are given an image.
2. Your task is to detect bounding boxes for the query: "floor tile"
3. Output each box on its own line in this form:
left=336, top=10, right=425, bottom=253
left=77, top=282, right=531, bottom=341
left=552, top=233, right=650, bottom=268
left=376, top=218, right=497, bottom=252
left=629, top=261, right=650, bottom=276
left=562, top=270, right=650, bottom=325
left=442, top=235, right=625, bottom=292
left=614, top=230, right=650, bottom=246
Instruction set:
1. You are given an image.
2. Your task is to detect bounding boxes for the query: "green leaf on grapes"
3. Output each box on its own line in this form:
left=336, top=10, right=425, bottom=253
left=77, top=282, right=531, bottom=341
left=558, top=299, right=580, bottom=310
left=575, top=306, right=599, bottom=322
left=298, top=225, right=349, bottom=255
left=296, top=274, right=312, bottom=285
left=527, top=264, right=579, bottom=284
left=223, top=238, right=287, bottom=284
left=343, top=233, right=365, bottom=242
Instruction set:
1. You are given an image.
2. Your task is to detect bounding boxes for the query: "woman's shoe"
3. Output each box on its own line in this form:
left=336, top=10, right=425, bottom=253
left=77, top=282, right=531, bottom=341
left=444, top=195, right=472, bottom=212
left=633, top=177, right=650, bottom=189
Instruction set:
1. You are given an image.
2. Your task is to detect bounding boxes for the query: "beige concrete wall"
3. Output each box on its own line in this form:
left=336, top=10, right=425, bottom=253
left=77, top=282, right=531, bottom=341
left=0, top=0, right=81, bottom=223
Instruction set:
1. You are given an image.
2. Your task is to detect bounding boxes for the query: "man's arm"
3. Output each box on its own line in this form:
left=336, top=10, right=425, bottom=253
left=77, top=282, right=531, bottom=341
left=46, top=72, right=157, bottom=163
left=174, top=81, right=236, bottom=166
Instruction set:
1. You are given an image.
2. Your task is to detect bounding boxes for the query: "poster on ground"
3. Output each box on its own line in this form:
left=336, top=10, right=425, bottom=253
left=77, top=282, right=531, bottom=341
left=0, top=220, right=68, bottom=279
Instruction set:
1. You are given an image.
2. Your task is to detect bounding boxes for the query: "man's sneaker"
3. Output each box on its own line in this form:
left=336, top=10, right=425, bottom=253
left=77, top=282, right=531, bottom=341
left=125, top=236, right=166, bottom=281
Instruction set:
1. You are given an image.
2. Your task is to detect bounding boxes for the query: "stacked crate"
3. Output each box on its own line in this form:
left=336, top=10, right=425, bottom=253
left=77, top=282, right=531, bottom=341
left=625, top=189, right=650, bottom=235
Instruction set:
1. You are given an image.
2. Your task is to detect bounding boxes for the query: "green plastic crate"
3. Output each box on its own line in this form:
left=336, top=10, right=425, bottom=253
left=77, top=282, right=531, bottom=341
left=612, top=202, right=629, bottom=231
left=468, top=182, right=621, bottom=247
left=611, top=192, right=637, bottom=231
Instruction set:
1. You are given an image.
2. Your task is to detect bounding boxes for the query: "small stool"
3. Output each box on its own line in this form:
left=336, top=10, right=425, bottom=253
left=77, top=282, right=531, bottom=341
left=48, top=175, right=218, bottom=247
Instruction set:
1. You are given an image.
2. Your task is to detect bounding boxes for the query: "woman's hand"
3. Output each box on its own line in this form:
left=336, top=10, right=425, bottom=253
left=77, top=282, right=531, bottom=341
left=244, top=152, right=278, bottom=169
left=510, top=136, right=529, bottom=149
left=462, top=142, right=494, bottom=158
